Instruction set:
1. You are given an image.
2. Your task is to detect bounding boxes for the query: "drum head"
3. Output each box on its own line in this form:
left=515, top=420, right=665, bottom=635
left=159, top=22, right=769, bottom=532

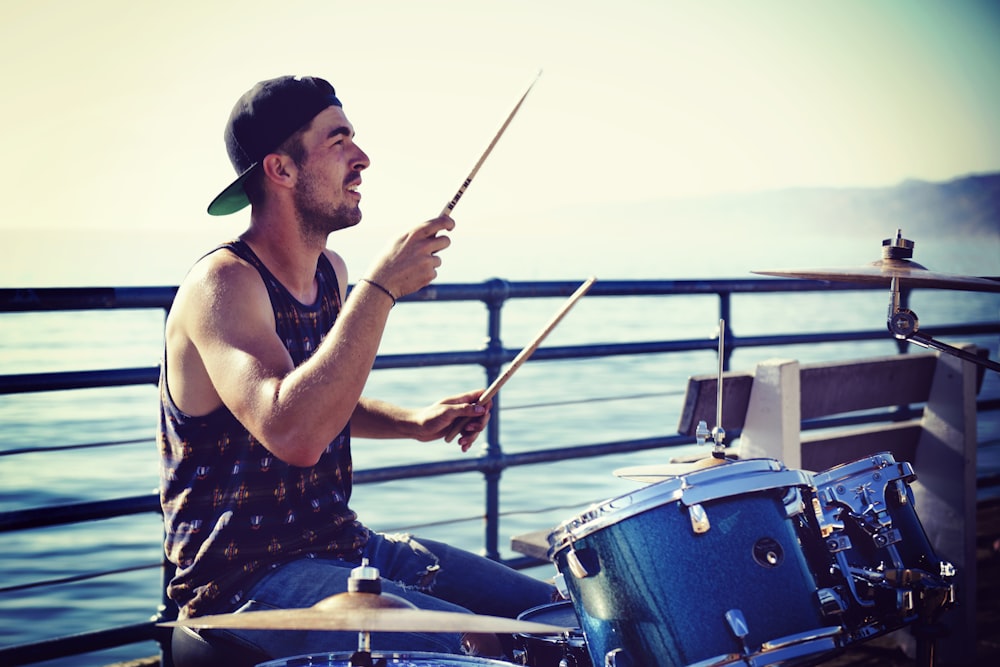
left=516, top=601, right=583, bottom=640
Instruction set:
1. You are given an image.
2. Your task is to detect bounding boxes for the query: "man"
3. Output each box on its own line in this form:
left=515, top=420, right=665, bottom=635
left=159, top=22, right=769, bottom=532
left=158, top=75, right=554, bottom=660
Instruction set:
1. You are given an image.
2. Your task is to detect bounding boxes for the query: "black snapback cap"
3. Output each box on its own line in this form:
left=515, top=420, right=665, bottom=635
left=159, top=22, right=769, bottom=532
left=207, top=75, right=343, bottom=216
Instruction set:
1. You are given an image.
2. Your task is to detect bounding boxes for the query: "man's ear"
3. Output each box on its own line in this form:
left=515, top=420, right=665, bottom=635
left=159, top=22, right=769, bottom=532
left=260, top=153, right=296, bottom=189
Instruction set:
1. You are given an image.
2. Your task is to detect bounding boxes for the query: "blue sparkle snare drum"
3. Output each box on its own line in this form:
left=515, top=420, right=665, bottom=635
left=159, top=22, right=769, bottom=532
left=548, top=458, right=841, bottom=667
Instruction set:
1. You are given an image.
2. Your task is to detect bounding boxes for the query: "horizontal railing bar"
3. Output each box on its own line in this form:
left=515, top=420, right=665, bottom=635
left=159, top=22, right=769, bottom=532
left=0, top=278, right=900, bottom=314
left=0, top=286, right=177, bottom=311
left=5, top=322, right=997, bottom=394
left=0, top=621, right=160, bottom=666
left=4, top=398, right=997, bottom=532
left=0, top=437, right=148, bottom=457
left=0, top=562, right=161, bottom=594
left=0, top=495, right=160, bottom=533
left=0, top=367, right=160, bottom=394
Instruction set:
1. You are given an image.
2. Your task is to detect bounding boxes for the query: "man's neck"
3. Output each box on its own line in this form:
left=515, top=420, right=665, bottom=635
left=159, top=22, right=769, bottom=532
left=240, top=217, right=327, bottom=303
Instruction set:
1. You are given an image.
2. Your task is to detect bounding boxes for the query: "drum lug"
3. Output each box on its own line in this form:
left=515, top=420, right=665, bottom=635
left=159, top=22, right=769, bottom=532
left=724, top=608, right=752, bottom=656
left=689, top=503, right=710, bottom=534
left=566, top=546, right=598, bottom=579
left=725, top=608, right=749, bottom=639
left=783, top=487, right=806, bottom=518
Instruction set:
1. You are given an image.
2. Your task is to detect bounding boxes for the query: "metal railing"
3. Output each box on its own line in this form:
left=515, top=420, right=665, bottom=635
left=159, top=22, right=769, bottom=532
left=2, top=278, right=998, bottom=666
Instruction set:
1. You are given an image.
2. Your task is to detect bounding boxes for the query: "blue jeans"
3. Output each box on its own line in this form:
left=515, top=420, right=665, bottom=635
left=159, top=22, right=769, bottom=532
left=204, top=531, right=556, bottom=660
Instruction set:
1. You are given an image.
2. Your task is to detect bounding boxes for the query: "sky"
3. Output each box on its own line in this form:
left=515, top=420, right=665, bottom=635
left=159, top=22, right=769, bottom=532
left=2, top=0, right=999, bottom=285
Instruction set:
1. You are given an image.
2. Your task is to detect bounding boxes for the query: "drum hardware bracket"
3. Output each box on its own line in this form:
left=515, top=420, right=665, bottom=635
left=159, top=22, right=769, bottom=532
left=693, top=320, right=730, bottom=459
left=689, top=503, right=710, bottom=534
left=782, top=486, right=806, bottom=518
left=724, top=608, right=751, bottom=657
left=603, top=647, right=634, bottom=667
left=881, top=232, right=1000, bottom=374
left=892, top=478, right=910, bottom=506
left=348, top=650, right=387, bottom=667
left=816, top=587, right=849, bottom=617
left=812, top=496, right=844, bottom=539
left=565, top=546, right=598, bottom=579
left=711, top=320, right=727, bottom=457
left=824, top=534, right=852, bottom=554
left=834, top=550, right=877, bottom=608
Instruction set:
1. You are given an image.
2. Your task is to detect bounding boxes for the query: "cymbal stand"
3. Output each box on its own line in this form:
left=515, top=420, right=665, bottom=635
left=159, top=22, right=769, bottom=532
left=710, top=319, right=727, bottom=457
left=886, top=275, right=1000, bottom=373
left=347, top=560, right=388, bottom=667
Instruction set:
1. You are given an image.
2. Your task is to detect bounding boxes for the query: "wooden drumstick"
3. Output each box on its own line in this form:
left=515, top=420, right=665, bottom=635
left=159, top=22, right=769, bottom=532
left=441, top=70, right=542, bottom=216
left=445, top=276, right=597, bottom=443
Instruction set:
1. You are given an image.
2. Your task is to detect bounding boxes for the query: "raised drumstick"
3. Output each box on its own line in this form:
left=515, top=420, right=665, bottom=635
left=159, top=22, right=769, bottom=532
left=445, top=276, right=597, bottom=444
left=441, top=70, right=542, bottom=216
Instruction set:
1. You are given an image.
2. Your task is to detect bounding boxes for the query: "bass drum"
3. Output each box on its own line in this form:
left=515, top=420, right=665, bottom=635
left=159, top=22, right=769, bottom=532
left=513, top=601, right=591, bottom=667
left=256, top=652, right=518, bottom=666
left=548, top=458, right=841, bottom=667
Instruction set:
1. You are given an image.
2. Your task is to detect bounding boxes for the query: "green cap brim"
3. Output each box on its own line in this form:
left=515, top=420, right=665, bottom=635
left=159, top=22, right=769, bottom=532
left=207, top=165, right=256, bottom=216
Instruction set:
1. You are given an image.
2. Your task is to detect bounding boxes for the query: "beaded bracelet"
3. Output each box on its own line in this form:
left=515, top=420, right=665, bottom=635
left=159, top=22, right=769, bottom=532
left=360, top=278, right=397, bottom=306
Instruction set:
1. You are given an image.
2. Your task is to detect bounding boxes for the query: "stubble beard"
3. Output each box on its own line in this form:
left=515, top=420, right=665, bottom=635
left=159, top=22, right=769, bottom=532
left=294, top=170, right=362, bottom=241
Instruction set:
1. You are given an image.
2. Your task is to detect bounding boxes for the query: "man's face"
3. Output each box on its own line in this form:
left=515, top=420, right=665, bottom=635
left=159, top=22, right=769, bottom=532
left=291, top=106, right=371, bottom=237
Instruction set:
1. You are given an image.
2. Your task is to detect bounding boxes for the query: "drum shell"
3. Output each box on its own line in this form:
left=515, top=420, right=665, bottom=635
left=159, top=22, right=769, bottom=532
left=549, top=460, right=827, bottom=667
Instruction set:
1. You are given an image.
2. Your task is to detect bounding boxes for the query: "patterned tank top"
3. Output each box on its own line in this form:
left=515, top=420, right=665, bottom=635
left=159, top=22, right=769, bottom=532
left=158, top=240, right=368, bottom=619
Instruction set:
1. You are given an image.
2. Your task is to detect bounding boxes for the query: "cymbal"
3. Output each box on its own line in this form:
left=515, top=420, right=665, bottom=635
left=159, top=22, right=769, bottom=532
left=753, top=258, right=1000, bottom=292
left=161, top=592, right=570, bottom=634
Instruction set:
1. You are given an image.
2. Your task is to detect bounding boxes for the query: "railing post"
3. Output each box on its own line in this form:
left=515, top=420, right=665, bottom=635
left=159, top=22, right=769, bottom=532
left=155, top=551, right=177, bottom=667
left=481, top=279, right=509, bottom=560
left=718, top=291, right=733, bottom=371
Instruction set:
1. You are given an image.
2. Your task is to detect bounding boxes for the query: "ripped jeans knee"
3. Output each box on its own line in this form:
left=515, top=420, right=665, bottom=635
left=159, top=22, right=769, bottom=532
left=364, top=531, right=444, bottom=594
left=364, top=530, right=558, bottom=620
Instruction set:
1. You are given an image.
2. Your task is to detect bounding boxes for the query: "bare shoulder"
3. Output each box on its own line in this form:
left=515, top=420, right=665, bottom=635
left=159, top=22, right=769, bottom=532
left=169, top=249, right=272, bottom=338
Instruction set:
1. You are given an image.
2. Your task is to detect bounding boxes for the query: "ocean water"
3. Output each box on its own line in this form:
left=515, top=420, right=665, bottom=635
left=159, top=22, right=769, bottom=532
left=1, top=234, right=999, bottom=666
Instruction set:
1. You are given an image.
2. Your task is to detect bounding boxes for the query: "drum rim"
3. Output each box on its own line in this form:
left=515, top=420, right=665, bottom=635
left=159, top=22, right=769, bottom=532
left=255, top=651, right=519, bottom=665
left=515, top=600, right=584, bottom=641
left=810, top=452, right=914, bottom=487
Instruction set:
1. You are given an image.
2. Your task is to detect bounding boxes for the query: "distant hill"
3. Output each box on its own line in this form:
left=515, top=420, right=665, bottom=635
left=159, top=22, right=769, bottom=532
left=737, top=172, right=1000, bottom=238
left=530, top=172, right=1000, bottom=280
left=550, top=171, right=1000, bottom=240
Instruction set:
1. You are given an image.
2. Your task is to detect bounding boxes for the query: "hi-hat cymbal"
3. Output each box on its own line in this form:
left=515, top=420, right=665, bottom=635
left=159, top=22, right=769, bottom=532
left=161, top=592, right=570, bottom=634
left=754, top=259, right=1000, bottom=292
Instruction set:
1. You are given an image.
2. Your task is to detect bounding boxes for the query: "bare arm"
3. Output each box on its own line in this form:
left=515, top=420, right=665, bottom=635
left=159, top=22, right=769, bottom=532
left=352, top=390, right=493, bottom=452
left=166, top=216, right=456, bottom=466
